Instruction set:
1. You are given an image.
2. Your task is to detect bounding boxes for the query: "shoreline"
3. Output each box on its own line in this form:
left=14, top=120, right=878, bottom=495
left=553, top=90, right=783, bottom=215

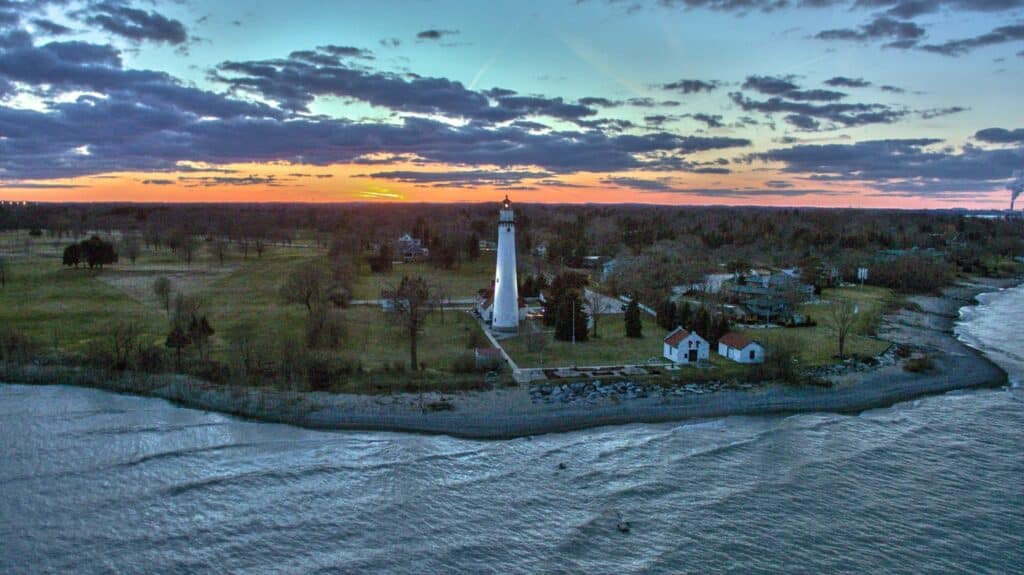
left=2, top=276, right=1020, bottom=439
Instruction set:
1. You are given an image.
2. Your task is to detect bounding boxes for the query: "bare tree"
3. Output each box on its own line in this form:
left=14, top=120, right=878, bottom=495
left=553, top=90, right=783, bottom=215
left=583, top=289, right=611, bottom=337
left=525, top=320, right=547, bottom=353
left=280, top=261, right=326, bottom=313
left=382, top=275, right=437, bottom=371
left=178, top=234, right=196, bottom=265
left=827, top=297, right=858, bottom=358
left=153, top=277, right=172, bottom=312
left=123, top=234, right=141, bottom=264
left=109, top=320, right=143, bottom=369
left=211, top=238, right=229, bottom=266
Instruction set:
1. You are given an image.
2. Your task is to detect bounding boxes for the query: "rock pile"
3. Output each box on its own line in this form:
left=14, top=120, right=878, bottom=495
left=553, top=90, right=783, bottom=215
left=529, top=379, right=758, bottom=405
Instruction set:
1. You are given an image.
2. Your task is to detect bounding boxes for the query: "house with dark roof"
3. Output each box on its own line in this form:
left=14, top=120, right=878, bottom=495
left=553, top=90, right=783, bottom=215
left=717, top=331, right=765, bottom=364
left=663, top=327, right=709, bottom=365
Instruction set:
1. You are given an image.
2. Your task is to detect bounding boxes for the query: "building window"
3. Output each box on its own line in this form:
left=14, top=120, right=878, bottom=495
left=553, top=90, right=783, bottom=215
left=749, top=349, right=756, bottom=360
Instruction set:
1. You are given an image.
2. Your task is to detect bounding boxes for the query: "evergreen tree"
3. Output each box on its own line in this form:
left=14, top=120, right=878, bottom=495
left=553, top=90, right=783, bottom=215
left=677, top=301, right=692, bottom=330
left=554, top=296, right=589, bottom=342
left=624, top=299, right=643, bottom=338
left=656, top=298, right=677, bottom=330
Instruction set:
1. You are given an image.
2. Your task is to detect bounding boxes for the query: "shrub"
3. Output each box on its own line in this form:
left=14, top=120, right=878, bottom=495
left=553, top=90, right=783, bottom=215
left=0, top=328, right=39, bottom=364
left=904, top=355, right=935, bottom=373
left=452, top=352, right=478, bottom=374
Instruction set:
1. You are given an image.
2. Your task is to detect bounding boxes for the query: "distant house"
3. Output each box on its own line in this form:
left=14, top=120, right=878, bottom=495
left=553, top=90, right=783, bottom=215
left=396, top=233, right=429, bottom=262
left=663, top=327, right=710, bottom=365
left=717, top=332, right=765, bottom=364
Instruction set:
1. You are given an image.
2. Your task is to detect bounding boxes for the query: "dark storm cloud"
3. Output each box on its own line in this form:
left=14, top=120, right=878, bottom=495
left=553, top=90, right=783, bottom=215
left=79, top=1, right=188, bottom=45
left=920, top=24, right=1024, bottom=56
left=660, top=78, right=720, bottom=94
left=975, top=127, right=1024, bottom=143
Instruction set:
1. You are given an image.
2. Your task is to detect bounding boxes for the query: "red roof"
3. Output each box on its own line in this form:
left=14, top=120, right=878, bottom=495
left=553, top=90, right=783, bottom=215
left=664, top=327, right=690, bottom=347
left=719, top=331, right=757, bottom=349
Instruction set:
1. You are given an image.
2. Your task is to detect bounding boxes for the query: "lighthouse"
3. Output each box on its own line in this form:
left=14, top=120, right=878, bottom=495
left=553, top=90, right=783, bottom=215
left=491, top=195, right=519, bottom=332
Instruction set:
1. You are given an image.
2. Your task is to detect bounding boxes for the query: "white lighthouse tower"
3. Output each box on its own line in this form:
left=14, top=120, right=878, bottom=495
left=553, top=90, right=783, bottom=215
left=492, top=195, right=519, bottom=332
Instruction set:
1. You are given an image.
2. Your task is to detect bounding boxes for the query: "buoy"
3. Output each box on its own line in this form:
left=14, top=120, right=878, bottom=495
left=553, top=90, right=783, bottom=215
left=557, top=462, right=567, bottom=470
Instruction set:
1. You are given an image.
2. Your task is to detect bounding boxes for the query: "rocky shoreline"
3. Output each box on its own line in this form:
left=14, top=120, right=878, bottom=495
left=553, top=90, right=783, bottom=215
left=2, top=277, right=1019, bottom=439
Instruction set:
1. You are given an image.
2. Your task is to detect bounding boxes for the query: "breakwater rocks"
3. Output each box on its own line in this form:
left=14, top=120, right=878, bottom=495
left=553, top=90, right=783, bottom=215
left=529, top=379, right=759, bottom=405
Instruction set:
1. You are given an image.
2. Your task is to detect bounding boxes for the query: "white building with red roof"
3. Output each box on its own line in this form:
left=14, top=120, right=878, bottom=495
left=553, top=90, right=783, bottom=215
left=717, top=331, right=765, bottom=364
left=663, top=327, right=709, bottom=365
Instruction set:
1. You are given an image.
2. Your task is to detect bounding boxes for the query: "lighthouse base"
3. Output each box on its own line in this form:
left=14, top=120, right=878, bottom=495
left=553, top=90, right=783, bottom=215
left=491, top=322, right=519, bottom=334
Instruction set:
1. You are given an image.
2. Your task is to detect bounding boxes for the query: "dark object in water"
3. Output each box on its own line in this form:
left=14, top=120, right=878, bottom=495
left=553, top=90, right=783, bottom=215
left=616, top=511, right=631, bottom=533
left=557, top=462, right=567, bottom=470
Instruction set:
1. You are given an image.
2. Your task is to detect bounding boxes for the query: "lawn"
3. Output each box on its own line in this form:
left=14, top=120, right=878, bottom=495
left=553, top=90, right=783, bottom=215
left=501, top=314, right=663, bottom=368
left=351, top=257, right=494, bottom=300
left=0, top=231, right=491, bottom=382
left=748, top=286, right=894, bottom=366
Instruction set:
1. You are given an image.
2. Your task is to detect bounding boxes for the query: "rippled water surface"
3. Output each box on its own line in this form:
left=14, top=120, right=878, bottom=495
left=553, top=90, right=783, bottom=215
left=2, top=286, right=1023, bottom=574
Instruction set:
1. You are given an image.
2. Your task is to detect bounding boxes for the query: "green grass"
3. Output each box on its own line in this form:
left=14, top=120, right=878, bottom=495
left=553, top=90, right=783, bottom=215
left=0, top=235, right=493, bottom=383
left=501, top=314, right=663, bottom=368
left=351, top=257, right=494, bottom=300
left=749, top=286, right=893, bottom=366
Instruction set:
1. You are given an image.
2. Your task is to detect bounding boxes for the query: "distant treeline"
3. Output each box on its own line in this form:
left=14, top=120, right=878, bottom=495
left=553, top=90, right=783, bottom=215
left=3, top=202, right=1022, bottom=296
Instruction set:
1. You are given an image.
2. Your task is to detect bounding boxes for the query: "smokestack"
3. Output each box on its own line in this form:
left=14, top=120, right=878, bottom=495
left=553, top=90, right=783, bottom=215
left=1012, top=170, right=1024, bottom=212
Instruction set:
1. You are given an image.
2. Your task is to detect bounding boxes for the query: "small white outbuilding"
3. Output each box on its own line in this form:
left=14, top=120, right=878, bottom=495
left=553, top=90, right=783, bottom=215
left=717, top=331, right=765, bottom=364
left=663, top=327, right=710, bottom=365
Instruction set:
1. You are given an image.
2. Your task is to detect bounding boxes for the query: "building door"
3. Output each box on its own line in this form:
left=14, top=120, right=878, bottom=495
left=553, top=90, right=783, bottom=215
left=688, top=349, right=698, bottom=363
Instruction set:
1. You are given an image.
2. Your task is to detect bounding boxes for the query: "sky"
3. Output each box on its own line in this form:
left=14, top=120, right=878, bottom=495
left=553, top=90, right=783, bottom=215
left=0, top=0, right=1022, bottom=208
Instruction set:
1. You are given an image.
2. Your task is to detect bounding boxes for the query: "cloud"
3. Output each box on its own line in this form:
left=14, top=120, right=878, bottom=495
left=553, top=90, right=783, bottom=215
left=213, top=50, right=599, bottom=122
left=730, top=91, right=906, bottom=128
left=79, top=1, right=188, bottom=45
left=742, top=75, right=799, bottom=95
left=364, top=169, right=551, bottom=187
left=753, top=138, right=1023, bottom=195
left=660, top=78, right=720, bottom=94
left=30, top=18, right=73, bottom=35
left=687, top=113, right=725, bottom=128
left=417, top=29, right=458, bottom=40
left=142, top=178, right=174, bottom=185
left=918, top=106, right=967, bottom=119
left=920, top=24, right=1024, bottom=56
left=975, top=127, right=1024, bottom=143
left=824, top=76, right=871, bottom=88
left=815, top=16, right=925, bottom=49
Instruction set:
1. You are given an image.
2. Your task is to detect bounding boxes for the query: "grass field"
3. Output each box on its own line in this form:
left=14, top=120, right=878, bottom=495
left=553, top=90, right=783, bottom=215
left=750, top=286, right=894, bottom=366
left=0, top=230, right=491, bottom=384
left=0, top=229, right=898, bottom=391
left=501, top=314, right=663, bottom=368
left=350, top=257, right=494, bottom=300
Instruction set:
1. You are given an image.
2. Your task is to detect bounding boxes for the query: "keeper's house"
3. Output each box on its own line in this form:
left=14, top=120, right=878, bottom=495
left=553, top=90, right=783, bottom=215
left=663, top=327, right=709, bottom=365
left=717, top=331, right=765, bottom=364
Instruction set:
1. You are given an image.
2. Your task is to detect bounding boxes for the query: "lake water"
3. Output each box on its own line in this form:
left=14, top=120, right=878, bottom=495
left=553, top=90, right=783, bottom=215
left=2, top=285, right=1023, bottom=574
